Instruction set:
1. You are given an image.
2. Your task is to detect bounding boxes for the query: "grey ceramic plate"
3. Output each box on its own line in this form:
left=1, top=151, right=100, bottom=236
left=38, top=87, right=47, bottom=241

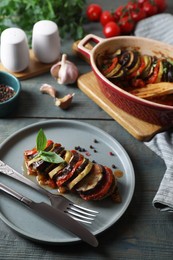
left=0, top=120, right=135, bottom=244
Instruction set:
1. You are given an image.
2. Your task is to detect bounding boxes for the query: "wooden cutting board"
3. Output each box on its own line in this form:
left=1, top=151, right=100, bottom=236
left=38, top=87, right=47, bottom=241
left=0, top=49, right=57, bottom=80
left=77, top=71, right=166, bottom=142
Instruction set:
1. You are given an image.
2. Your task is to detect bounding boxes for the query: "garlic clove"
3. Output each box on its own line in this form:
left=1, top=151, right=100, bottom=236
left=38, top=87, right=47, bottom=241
left=50, top=63, right=60, bottom=79
left=55, top=93, right=75, bottom=110
left=50, top=54, right=79, bottom=85
left=40, top=83, right=58, bottom=98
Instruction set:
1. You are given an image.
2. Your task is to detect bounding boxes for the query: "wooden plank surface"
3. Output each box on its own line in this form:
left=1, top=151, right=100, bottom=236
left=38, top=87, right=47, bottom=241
left=1, top=0, right=173, bottom=259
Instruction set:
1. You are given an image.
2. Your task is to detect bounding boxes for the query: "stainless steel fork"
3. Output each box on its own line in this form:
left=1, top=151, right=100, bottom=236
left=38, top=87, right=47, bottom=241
left=0, top=160, right=98, bottom=224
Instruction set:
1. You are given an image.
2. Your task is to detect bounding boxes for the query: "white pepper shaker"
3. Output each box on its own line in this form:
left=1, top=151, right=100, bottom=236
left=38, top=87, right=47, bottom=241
left=32, top=20, right=61, bottom=63
left=0, top=28, right=30, bottom=72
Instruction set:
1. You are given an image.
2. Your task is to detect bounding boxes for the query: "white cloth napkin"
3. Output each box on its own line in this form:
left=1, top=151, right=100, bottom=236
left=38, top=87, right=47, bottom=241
left=134, top=13, right=173, bottom=211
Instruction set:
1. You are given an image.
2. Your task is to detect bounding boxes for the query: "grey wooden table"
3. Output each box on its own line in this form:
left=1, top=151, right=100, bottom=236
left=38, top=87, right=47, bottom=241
left=1, top=1, right=173, bottom=259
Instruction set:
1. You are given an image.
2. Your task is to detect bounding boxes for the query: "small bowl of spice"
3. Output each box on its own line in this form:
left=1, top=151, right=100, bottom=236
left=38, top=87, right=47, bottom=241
left=0, top=71, right=21, bottom=117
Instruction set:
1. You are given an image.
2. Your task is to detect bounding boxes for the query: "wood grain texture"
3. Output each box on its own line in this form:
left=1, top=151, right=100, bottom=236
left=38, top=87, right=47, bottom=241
left=0, top=50, right=58, bottom=80
left=1, top=0, right=173, bottom=259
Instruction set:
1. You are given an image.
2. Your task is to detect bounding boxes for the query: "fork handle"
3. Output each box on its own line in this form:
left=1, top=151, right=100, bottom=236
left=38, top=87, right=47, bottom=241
left=0, top=160, right=52, bottom=198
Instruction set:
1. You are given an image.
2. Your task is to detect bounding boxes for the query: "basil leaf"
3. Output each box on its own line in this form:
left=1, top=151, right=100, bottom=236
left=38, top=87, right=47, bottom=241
left=39, top=151, right=65, bottom=164
left=36, top=128, right=47, bottom=152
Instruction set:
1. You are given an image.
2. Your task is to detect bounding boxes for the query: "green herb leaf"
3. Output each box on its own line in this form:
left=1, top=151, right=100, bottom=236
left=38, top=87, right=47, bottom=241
left=0, top=0, right=86, bottom=44
left=36, top=128, right=47, bottom=152
left=39, top=151, right=65, bottom=164
left=35, top=129, right=65, bottom=164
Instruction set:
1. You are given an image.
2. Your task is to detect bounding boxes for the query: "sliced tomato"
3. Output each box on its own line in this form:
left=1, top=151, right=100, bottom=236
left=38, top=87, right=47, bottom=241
left=24, top=147, right=37, bottom=156
left=46, top=139, right=54, bottom=148
left=131, top=78, right=145, bottom=88
left=102, top=57, right=119, bottom=75
left=146, top=60, right=160, bottom=84
left=56, top=151, right=84, bottom=187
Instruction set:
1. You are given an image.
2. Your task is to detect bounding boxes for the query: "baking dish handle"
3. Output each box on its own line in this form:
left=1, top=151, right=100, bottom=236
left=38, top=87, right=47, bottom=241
left=77, top=34, right=103, bottom=62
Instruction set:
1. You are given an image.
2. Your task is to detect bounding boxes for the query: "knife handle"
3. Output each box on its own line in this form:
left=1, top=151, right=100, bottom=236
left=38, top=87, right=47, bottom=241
left=0, top=182, right=32, bottom=206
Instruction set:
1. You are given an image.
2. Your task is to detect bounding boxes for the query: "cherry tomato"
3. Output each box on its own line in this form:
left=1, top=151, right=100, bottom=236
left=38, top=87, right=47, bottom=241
left=119, top=16, right=135, bottom=34
left=142, top=1, right=158, bottom=17
left=130, top=8, right=146, bottom=22
left=114, top=5, right=127, bottom=20
left=100, top=10, right=115, bottom=26
left=126, top=1, right=140, bottom=10
left=153, top=0, right=167, bottom=13
left=86, top=4, right=102, bottom=21
left=137, top=0, right=146, bottom=7
left=103, top=21, right=121, bottom=38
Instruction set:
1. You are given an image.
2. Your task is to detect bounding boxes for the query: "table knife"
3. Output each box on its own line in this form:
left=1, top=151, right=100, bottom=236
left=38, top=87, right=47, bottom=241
left=0, top=183, right=98, bottom=247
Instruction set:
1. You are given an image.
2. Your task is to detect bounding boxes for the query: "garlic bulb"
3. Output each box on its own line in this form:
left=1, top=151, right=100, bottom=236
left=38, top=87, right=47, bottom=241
left=50, top=54, right=79, bottom=84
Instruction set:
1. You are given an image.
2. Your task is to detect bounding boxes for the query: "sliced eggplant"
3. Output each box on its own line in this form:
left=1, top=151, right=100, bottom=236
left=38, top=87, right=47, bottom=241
left=119, top=50, right=131, bottom=67
left=167, top=63, right=173, bottom=82
left=76, top=164, right=104, bottom=192
left=55, top=151, right=82, bottom=186
left=127, top=52, right=141, bottom=75
left=142, top=57, right=157, bottom=80
left=79, top=166, right=114, bottom=201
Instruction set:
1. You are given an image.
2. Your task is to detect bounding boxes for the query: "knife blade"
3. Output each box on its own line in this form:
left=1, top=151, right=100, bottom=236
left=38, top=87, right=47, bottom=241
left=0, top=183, right=98, bottom=247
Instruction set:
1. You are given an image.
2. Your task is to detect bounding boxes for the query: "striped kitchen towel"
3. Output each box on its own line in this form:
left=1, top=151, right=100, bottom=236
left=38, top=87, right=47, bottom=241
left=145, top=130, right=173, bottom=212
left=135, top=14, right=173, bottom=211
left=135, top=13, right=173, bottom=45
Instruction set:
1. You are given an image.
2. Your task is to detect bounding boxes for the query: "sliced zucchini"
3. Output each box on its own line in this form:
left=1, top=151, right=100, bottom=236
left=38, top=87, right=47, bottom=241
left=48, top=163, right=66, bottom=179
left=106, top=63, right=122, bottom=78
left=76, top=164, right=104, bottom=192
left=67, top=161, right=93, bottom=190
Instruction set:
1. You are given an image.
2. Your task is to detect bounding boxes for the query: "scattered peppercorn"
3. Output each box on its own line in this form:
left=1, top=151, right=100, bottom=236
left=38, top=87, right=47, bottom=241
left=75, top=146, right=86, bottom=152
left=94, top=139, right=99, bottom=143
left=109, top=151, right=114, bottom=156
left=0, top=84, right=15, bottom=103
left=112, top=164, right=117, bottom=169
left=94, top=149, right=97, bottom=153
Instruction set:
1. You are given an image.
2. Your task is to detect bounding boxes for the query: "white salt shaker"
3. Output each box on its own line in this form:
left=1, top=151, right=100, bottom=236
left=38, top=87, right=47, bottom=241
left=32, top=20, right=61, bottom=63
left=0, top=28, right=30, bottom=72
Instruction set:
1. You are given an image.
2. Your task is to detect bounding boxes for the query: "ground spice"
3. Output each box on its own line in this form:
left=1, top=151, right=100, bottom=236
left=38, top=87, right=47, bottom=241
left=0, top=84, right=15, bottom=103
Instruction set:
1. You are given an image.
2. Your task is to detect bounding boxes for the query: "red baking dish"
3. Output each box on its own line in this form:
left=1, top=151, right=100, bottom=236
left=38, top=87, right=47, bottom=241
left=77, top=34, right=173, bottom=126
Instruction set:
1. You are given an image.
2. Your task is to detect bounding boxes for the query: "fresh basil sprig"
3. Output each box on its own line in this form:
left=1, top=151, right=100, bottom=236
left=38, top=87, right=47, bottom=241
left=36, top=129, right=65, bottom=164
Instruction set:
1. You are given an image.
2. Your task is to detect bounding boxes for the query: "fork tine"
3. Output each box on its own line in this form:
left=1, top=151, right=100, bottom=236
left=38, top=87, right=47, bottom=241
left=71, top=203, right=99, bottom=214
left=69, top=216, right=93, bottom=224
left=66, top=210, right=94, bottom=221
left=69, top=205, right=97, bottom=217
left=66, top=210, right=94, bottom=224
